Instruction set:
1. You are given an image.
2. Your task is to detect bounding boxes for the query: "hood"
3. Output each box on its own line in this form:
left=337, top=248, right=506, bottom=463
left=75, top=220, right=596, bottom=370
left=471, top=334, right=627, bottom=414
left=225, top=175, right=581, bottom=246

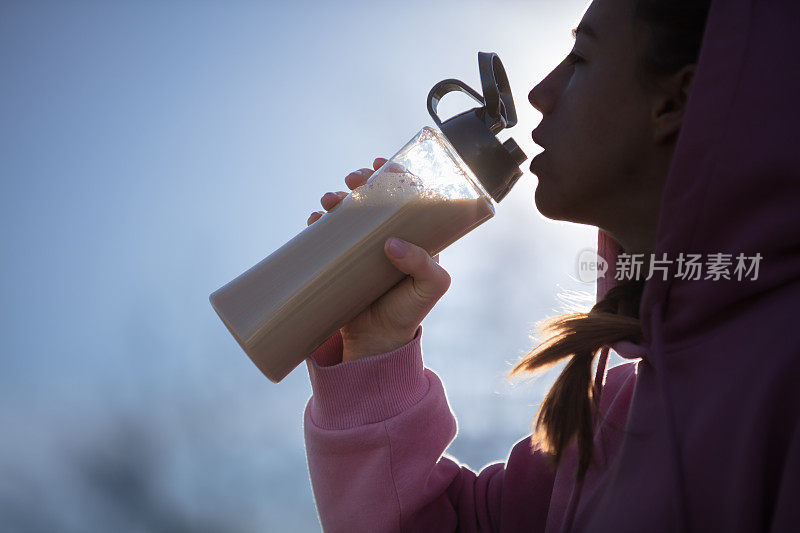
left=593, top=0, right=800, bottom=365
left=639, top=0, right=800, bottom=349
left=582, top=0, right=800, bottom=530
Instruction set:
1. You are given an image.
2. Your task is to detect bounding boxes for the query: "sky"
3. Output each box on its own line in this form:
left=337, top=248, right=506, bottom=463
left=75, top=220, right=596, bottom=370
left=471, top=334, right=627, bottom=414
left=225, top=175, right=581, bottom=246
left=0, top=1, right=605, bottom=530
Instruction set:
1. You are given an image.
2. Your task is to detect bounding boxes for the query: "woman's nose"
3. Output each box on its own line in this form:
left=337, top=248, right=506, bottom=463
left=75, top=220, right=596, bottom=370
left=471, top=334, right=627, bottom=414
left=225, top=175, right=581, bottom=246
left=529, top=64, right=562, bottom=115
left=529, top=80, right=551, bottom=115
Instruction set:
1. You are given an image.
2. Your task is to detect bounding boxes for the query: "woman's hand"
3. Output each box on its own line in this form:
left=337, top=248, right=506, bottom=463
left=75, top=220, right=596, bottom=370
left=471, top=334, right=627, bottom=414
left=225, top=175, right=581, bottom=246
left=307, top=157, right=451, bottom=362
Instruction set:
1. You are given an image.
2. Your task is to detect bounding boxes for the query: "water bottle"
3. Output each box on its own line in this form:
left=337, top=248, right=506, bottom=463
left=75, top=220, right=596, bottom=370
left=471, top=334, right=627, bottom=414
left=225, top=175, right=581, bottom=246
left=210, top=52, right=527, bottom=382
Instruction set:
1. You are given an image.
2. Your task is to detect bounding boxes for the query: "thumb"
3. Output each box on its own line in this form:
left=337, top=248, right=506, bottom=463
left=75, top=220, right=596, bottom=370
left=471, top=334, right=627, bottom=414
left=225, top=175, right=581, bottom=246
left=384, top=238, right=451, bottom=302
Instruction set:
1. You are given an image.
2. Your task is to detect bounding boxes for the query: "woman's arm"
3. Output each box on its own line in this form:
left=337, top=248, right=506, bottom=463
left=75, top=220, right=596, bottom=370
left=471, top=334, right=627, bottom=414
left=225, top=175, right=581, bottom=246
left=303, top=326, right=556, bottom=532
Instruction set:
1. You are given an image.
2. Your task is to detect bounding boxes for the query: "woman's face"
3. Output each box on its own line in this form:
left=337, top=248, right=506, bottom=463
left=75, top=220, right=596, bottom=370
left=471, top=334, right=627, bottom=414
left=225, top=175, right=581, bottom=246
left=528, top=0, right=664, bottom=231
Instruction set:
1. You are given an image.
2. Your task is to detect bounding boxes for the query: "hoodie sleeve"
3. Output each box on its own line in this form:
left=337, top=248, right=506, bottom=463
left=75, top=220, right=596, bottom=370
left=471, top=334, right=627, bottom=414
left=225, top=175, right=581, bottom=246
left=302, top=326, right=556, bottom=532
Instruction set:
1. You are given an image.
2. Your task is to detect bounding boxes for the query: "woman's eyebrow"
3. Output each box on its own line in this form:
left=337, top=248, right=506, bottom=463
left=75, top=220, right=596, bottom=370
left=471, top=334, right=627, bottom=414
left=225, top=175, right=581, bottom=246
left=571, top=22, right=598, bottom=41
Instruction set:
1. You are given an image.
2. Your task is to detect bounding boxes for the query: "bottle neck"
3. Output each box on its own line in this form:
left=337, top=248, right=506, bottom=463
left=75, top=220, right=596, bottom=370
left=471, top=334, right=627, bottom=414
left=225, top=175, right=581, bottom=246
left=430, top=127, right=495, bottom=203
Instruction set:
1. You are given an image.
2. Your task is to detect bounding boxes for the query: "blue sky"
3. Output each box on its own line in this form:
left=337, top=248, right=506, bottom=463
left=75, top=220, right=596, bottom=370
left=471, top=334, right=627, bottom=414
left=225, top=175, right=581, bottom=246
left=0, top=1, right=601, bottom=530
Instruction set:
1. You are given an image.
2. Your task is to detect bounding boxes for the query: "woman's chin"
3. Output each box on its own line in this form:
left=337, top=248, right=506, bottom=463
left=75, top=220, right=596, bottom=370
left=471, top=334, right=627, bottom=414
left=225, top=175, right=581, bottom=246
left=534, top=183, right=570, bottom=221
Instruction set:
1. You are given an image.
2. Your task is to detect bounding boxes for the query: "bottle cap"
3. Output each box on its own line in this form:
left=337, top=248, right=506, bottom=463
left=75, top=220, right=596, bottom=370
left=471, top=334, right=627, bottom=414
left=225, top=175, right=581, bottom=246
left=427, top=52, right=527, bottom=202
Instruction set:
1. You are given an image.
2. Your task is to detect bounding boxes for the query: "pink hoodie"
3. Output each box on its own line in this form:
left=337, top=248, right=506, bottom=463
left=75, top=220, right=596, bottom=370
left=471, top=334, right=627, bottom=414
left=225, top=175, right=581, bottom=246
left=302, top=0, right=800, bottom=530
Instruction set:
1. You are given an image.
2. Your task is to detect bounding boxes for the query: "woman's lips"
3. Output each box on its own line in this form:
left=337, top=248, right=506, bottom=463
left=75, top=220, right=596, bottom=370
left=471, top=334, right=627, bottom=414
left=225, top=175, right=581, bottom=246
left=530, top=151, right=545, bottom=173
left=530, top=129, right=548, bottom=174
left=531, top=129, right=547, bottom=150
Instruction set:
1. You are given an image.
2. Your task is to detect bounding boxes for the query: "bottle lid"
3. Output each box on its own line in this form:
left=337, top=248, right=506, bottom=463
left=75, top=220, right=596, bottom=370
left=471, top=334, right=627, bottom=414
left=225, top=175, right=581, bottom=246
left=427, top=52, right=527, bottom=202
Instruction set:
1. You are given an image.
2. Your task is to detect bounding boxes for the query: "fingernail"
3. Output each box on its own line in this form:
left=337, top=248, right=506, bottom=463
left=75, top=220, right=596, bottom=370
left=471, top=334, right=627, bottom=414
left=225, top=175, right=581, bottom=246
left=388, top=238, right=409, bottom=258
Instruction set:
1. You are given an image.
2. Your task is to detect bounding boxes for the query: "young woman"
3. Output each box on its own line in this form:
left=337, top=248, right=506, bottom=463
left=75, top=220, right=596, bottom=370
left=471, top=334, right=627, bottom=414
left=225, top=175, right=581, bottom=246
left=303, top=0, right=800, bottom=530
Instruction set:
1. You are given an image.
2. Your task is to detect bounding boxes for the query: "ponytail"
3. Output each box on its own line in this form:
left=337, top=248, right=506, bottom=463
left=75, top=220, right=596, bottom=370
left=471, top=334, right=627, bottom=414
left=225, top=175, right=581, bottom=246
left=508, top=279, right=646, bottom=481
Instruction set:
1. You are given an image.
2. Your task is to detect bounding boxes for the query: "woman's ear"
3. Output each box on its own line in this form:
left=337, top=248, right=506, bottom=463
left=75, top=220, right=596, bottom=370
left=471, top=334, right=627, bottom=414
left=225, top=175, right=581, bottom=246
left=651, top=64, right=695, bottom=144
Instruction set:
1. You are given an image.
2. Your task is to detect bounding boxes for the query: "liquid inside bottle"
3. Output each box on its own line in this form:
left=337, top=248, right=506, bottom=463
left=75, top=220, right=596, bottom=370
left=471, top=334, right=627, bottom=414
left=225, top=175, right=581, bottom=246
left=210, top=127, right=495, bottom=382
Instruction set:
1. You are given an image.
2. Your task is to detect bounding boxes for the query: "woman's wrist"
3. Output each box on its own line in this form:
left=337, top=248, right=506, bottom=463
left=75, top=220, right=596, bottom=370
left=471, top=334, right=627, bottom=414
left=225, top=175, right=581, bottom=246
left=341, top=332, right=416, bottom=362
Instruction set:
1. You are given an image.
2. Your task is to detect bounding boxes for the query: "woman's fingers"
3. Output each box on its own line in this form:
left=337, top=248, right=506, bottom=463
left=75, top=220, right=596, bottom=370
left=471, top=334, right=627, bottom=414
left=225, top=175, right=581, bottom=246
left=307, top=211, right=324, bottom=226
left=374, top=158, right=406, bottom=174
left=320, top=191, right=348, bottom=211
left=344, top=158, right=390, bottom=190
left=309, top=159, right=390, bottom=226
left=309, top=191, right=348, bottom=226
left=383, top=237, right=451, bottom=308
left=345, top=168, right=374, bottom=190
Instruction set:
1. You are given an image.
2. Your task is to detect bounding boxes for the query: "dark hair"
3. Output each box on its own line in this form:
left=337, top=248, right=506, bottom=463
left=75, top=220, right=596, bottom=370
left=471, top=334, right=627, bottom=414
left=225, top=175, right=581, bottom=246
left=508, top=0, right=711, bottom=483
left=633, top=0, right=712, bottom=87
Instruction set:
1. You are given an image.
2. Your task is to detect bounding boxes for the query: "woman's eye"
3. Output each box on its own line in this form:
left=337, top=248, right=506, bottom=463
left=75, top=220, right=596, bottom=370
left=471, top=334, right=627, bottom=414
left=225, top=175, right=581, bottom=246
left=567, top=52, right=584, bottom=66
